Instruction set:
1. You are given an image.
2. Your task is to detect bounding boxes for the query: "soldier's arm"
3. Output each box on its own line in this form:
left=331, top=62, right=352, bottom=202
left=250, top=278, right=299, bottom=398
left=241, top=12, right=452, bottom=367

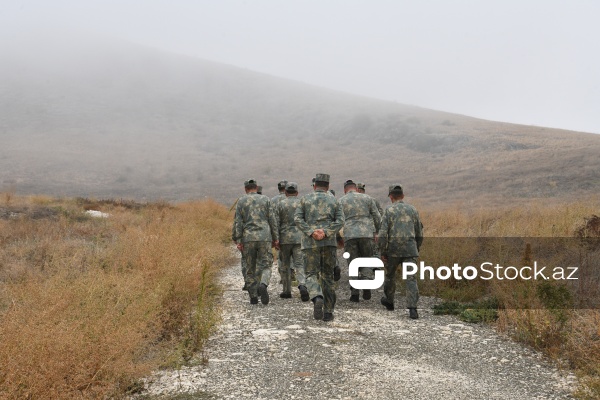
left=267, top=199, right=278, bottom=242
left=324, top=201, right=345, bottom=238
left=233, top=201, right=244, bottom=243
left=272, top=202, right=281, bottom=241
left=415, top=211, right=424, bottom=250
left=294, top=198, right=313, bottom=237
left=370, top=197, right=382, bottom=233
left=378, top=210, right=389, bottom=256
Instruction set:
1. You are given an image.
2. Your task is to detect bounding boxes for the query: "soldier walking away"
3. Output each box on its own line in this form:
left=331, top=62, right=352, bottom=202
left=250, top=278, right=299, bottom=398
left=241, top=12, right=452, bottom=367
left=339, top=180, right=381, bottom=302
left=378, top=184, right=423, bottom=319
left=272, top=180, right=289, bottom=281
left=232, top=179, right=277, bottom=305
left=294, top=173, right=344, bottom=321
left=231, top=187, right=250, bottom=291
left=273, top=182, right=309, bottom=301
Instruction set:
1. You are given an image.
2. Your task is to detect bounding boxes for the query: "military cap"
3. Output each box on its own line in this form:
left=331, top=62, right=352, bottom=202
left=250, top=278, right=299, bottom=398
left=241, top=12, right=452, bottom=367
left=277, top=180, right=288, bottom=190
left=315, top=173, right=330, bottom=183
left=388, top=184, right=404, bottom=195
left=343, top=179, right=356, bottom=188
left=257, top=185, right=263, bottom=194
left=329, top=189, right=336, bottom=196
left=244, top=178, right=257, bottom=188
left=356, top=182, right=366, bottom=191
left=285, top=182, right=298, bottom=192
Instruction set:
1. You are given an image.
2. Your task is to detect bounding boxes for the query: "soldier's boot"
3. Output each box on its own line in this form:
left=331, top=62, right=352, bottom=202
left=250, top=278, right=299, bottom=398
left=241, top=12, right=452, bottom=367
left=333, top=265, right=341, bottom=282
left=323, top=312, right=334, bottom=322
left=279, top=292, right=292, bottom=299
left=380, top=297, right=394, bottom=311
left=259, top=283, right=269, bottom=305
left=313, top=296, right=324, bottom=320
left=362, top=289, right=371, bottom=300
left=409, top=308, right=419, bottom=319
left=349, top=292, right=360, bottom=302
left=298, top=285, right=310, bottom=302
left=250, top=297, right=258, bottom=305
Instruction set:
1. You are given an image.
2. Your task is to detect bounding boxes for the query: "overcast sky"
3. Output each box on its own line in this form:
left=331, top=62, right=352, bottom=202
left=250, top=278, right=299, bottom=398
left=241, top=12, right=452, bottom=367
left=3, top=0, right=599, bottom=134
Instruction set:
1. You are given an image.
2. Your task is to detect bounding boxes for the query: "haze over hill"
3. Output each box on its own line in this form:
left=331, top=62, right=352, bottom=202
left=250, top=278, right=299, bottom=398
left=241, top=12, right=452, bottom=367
left=2, top=33, right=599, bottom=206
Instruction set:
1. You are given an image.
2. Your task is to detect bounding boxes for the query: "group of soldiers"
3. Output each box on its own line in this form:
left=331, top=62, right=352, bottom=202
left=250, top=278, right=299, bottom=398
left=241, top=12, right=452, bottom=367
left=231, top=173, right=423, bottom=321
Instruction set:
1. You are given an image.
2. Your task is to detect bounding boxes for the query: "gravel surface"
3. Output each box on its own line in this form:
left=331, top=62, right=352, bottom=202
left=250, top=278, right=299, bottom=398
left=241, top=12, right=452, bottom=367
left=138, top=256, right=577, bottom=399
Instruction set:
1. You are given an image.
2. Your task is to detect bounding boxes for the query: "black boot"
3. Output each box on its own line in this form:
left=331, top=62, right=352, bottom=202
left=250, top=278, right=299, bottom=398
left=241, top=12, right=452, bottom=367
left=409, top=308, right=419, bottom=319
left=323, top=312, right=334, bottom=322
left=380, top=297, right=394, bottom=311
left=279, top=292, right=292, bottom=299
left=259, top=283, right=269, bottom=305
left=334, top=265, right=341, bottom=282
left=298, top=285, right=310, bottom=302
left=362, top=289, right=371, bottom=300
left=313, top=296, right=324, bottom=320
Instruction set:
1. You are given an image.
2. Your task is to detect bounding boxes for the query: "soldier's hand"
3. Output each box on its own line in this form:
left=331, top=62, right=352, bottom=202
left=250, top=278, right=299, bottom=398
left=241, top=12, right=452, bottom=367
left=374, top=234, right=379, bottom=244
left=311, top=229, right=325, bottom=240
left=380, top=254, right=388, bottom=262
left=273, top=240, right=280, bottom=250
left=236, top=243, right=244, bottom=252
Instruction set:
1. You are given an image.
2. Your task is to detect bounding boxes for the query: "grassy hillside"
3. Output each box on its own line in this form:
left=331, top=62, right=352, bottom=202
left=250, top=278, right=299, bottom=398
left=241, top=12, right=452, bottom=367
left=1, top=33, right=599, bottom=206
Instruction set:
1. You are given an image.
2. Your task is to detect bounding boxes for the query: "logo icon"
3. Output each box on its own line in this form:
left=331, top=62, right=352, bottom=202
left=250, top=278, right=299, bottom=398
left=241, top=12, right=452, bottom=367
left=344, top=252, right=384, bottom=290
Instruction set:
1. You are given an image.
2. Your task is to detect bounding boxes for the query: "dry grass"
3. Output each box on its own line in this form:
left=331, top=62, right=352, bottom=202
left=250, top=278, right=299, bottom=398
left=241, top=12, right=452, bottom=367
left=415, top=197, right=600, bottom=398
left=0, top=195, right=233, bottom=399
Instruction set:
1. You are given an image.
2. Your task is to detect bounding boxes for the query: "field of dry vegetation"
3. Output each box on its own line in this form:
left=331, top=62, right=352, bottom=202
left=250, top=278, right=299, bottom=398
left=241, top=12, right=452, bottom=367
left=0, top=194, right=233, bottom=399
left=0, top=193, right=598, bottom=399
left=419, top=197, right=600, bottom=399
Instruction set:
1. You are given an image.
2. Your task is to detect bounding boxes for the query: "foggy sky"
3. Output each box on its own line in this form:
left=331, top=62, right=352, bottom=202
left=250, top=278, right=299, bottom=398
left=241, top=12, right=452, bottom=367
left=2, top=0, right=599, bottom=134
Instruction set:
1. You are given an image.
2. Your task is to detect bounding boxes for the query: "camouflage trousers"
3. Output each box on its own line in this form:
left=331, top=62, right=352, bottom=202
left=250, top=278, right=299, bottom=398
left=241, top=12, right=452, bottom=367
left=303, top=246, right=337, bottom=313
left=243, top=241, right=272, bottom=298
left=344, top=237, right=376, bottom=296
left=279, top=243, right=305, bottom=293
left=383, top=256, right=419, bottom=308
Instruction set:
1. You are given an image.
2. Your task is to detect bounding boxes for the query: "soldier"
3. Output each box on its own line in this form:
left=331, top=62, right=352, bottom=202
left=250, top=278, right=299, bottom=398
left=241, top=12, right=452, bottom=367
left=271, top=180, right=288, bottom=281
left=339, top=179, right=381, bottom=302
left=232, top=179, right=277, bottom=305
left=294, top=173, right=344, bottom=321
left=231, top=183, right=250, bottom=291
left=378, top=184, right=423, bottom=319
left=273, top=182, right=309, bottom=301
left=257, top=185, right=263, bottom=195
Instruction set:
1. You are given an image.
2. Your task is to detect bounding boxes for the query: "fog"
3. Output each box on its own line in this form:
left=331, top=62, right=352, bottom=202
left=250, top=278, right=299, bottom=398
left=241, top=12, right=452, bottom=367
left=2, top=0, right=599, bottom=134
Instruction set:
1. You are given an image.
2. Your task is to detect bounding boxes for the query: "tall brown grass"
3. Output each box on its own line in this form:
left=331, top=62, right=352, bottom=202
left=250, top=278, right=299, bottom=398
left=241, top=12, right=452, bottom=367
left=416, top=197, right=600, bottom=398
left=0, top=196, right=233, bottom=399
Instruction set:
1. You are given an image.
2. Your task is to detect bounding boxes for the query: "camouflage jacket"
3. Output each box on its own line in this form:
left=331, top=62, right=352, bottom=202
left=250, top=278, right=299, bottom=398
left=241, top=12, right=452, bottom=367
left=338, top=191, right=381, bottom=239
left=271, top=193, right=286, bottom=210
left=232, top=193, right=276, bottom=243
left=294, top=188, right=345, bottom=249
left=274, top=196, right=302, bottom=245
left=378, top=200, right=423, bottom=257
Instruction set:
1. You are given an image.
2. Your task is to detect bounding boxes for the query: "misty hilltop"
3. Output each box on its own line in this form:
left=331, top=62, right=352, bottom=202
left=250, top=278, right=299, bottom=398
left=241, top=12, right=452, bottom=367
left=1, top=31, right=599, bottom=206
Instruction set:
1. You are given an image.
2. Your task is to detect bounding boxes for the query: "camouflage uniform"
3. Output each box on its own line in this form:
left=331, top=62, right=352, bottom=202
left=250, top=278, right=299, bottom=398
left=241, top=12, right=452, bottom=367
left=378, top=185, right=423, bottom=311
left=272, top=181, right=288, bottom=279
left=294, top=174, right=344, bottom=319
left=339, top=182, right=381, bottom=300
left=231, top=214, right=249, bottom=289
left=233, top=182, right=277, bottom=302
left=357, top=182, right=383, bottom=257
left=273, top=182, right=306, bottom=298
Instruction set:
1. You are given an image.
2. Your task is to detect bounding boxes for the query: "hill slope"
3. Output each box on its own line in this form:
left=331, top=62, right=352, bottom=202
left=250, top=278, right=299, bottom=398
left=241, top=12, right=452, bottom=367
left=1, top=32, right=599, bottom=206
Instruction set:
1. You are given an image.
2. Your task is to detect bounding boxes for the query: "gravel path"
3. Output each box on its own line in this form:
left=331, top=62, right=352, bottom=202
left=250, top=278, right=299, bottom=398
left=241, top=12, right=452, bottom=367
left=139, top=257, right=577, bottom=399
